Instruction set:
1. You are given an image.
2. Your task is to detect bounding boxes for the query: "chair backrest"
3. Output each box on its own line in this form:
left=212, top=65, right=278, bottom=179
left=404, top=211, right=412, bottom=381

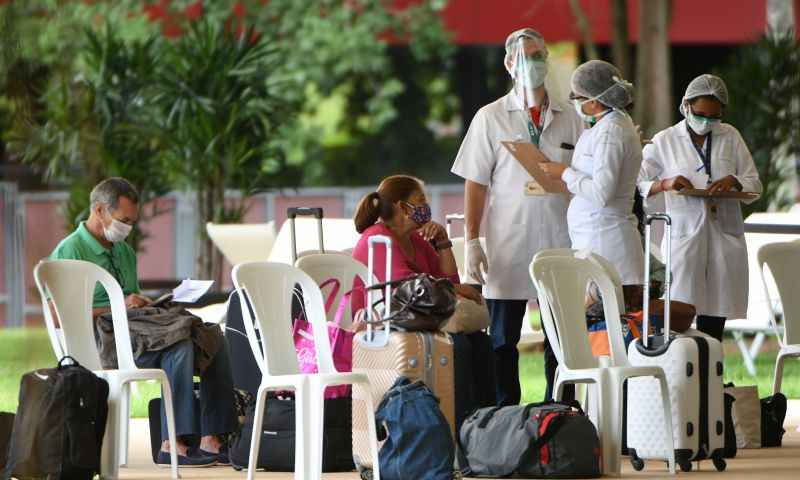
left=33, top=259, right=136, bottom=371
left=206, top=221, right=277, bottom=266
left=231, top=262, right=335, bottom=377
left=531, top=253, right=627, bottom=370
left=758, top=240, right=800, bottom=347
left=295, top=253, right=373, bottom=329
left=268, top=218, right=361, bottom=264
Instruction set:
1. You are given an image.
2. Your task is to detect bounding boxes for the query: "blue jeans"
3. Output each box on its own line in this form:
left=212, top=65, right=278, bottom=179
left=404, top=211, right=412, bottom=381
left=135, top=339, right=237, bottom=441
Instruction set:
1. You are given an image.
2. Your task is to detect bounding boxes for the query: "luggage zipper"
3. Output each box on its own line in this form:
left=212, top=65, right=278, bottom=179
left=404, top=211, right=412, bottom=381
left=421, top=333, right=434, bottom=388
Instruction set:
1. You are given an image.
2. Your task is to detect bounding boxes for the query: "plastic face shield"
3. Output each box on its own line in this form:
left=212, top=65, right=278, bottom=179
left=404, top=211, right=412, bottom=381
left=510, top=36, right=548, bottom=109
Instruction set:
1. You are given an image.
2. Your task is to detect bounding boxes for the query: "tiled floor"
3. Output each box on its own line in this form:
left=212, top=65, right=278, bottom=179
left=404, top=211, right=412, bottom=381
left=119, top=402, right=800, bottom=479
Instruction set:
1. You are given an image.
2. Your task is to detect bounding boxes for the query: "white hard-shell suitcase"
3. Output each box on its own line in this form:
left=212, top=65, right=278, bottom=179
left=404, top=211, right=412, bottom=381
left=627, top=213, right=727, bottom=472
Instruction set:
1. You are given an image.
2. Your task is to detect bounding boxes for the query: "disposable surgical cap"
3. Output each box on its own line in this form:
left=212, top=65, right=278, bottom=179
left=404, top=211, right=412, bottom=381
left=683, top=74, right=729, bottom=106
left=570, top=60, right=634, bottom=110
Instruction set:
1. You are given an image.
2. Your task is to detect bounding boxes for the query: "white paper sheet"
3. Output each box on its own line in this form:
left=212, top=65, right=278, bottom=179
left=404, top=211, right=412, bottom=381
left=171, top=279, right=214, bottom=303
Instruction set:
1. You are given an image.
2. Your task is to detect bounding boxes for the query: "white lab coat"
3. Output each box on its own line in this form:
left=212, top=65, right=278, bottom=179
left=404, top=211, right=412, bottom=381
left=637, top=120, right=762, bottom=318
left=451, top=91, right=584, bottom=300
left=561, top=110, right=645, bottom=285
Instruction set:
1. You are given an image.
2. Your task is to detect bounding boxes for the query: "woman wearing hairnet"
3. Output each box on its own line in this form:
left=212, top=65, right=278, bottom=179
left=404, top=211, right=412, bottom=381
left=451, top=28, right=583, bottom=406
left=541, top=60, right=645, bottom=302
left=636, top=74, right=762, bottom=340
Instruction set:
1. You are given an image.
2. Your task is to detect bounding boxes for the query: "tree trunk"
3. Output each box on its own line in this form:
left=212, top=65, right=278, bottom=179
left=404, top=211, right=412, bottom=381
left=569, top=0, right=599, bottom=60
left=611, top=0, right=630, bottom=79
left=195, top=179, right=224, bottom=284
left=634, top=0, right=672, bottom=138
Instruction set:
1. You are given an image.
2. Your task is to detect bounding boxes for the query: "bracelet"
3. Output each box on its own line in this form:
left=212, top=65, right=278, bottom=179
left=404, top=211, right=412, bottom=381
left=435, top=240, right=453, bottom=251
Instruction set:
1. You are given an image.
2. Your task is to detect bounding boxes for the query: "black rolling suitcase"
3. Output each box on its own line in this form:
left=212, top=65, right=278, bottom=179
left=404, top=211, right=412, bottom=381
left=3, top=357, right=109, bottom=480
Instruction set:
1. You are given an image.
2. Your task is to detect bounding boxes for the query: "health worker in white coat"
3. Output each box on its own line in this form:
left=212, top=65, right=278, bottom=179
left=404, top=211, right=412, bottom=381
left=637, top=74, right=762, bottom=341
left=541, top=60, right=645, bottom=303
left=451, top=28, right=583, bottom=406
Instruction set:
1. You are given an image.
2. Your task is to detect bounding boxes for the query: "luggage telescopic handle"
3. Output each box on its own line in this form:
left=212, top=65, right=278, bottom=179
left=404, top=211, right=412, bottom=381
left=367, top=235, right=393, bottom=342
left=445, top=213, right=464, bottom=238
left=287, top=207, right=324, bottom=219
left=643, top=213, right=672, bottom=348
left=288, top=207, right=325, bottom=263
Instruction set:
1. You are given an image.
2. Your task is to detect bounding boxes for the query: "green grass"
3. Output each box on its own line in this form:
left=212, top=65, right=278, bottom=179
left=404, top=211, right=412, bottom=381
left=1, top=328, right=798, bottom=417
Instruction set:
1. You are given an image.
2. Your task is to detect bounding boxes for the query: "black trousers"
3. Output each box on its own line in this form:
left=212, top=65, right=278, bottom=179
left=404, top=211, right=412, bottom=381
left=696, top=315, right=726, bottom=342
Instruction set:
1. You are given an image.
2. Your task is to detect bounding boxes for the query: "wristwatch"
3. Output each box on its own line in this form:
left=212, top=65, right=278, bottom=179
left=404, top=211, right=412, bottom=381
left=435, top=239, right=453, bottom=251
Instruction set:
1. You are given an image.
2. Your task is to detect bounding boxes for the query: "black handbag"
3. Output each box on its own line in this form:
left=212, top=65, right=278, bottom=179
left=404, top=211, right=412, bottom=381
left=367, top=274, right=457, bottom=331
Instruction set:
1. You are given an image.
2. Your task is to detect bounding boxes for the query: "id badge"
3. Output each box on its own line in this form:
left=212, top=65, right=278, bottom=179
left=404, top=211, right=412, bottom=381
left=525, top=181, right=546, bottom=196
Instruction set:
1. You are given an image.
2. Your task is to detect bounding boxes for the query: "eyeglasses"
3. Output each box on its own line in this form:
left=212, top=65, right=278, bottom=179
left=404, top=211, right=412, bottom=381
left=689, top=108, right=722, bottom=121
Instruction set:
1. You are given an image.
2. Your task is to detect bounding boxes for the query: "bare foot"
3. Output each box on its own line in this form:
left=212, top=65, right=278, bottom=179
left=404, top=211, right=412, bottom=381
left=161, top=439, right=189, bottom=456
left=199, top=435, right=223, bottom=454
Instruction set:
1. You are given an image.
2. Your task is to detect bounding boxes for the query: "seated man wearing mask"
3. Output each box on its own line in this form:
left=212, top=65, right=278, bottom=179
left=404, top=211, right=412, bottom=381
left=50, top=177, right=235, bottom=467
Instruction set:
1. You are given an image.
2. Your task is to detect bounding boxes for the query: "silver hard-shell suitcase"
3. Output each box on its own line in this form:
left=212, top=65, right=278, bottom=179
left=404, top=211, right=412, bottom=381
left=627, top=213, right=727, bottom=472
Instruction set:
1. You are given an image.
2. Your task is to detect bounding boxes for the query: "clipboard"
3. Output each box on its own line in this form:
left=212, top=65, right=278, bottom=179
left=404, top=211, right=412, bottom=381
left=500, top=141, right=569, bottom=194
left=677, top=189, right=758, bottom=200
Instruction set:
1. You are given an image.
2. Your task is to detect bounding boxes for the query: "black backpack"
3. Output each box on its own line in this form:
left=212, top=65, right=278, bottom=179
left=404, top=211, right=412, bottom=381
left=761, top=393, right=788, bottom=447
left=460, top=401, right=601, bottom=478
left=229, top=393, right=353, bottom=472
left=3, top=356, right=109, bottom=480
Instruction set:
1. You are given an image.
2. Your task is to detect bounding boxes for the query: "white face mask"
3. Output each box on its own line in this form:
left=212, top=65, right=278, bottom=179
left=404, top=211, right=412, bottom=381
left=103, top=208, right=133, bottom=243
left=685, top=105, right=720, bottom=136
left=573, top=98, right=607, bottom=126
left=524, top=60, right=548, bottom=89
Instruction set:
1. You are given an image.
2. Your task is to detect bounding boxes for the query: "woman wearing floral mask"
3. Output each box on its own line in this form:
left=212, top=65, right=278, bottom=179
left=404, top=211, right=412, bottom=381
left=636, top=74, right=762, bottom=341
left=351, top=174, right=482, bottom=312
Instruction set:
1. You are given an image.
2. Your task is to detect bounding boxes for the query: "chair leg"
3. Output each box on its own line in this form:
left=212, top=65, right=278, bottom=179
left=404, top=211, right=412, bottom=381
left=293, top=381, right=309, bottom=480
left=100, top=376, right=122, bottom=480
left=118, top=383, right=130, bottom=467
left=159, top=378, right=180, bottom=480
left=596, top=373, right=620, bottom=477
left=655, top=373, right=676, bottom=474
left=361, top=381, right=381, bottom=480
left=307, top=379, right=327, bottom=480
left=248, top=386, right=270, bottom=480
left=773, top=351, right=787, bottom=395
left=733, top=331, right=757, bottom=377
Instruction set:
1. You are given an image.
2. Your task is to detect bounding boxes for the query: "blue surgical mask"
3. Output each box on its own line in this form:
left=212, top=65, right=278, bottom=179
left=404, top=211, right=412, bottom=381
left=404, top=201, right=432, bottom=226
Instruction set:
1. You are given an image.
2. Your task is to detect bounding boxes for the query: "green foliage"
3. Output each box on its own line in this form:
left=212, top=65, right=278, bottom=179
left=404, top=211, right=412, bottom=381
left=716, top=32, right=800, bottom=214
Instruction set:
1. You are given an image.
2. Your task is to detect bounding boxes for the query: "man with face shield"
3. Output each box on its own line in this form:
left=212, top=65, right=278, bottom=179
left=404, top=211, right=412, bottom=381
left=451, top=28, right=583, bottom=406
left=636, top=74, right=762, bottom=341
left=50, top=178, right=236, bottom=467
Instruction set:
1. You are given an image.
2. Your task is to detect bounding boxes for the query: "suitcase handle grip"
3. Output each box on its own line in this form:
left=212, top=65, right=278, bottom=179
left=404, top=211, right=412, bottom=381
left=645, top=213, right=671, bottom=226
left=367, top=235, right=393, bottom=343
left=287, top=207, right=323, bottom=220
left=445, top=214, right=464, bottom=238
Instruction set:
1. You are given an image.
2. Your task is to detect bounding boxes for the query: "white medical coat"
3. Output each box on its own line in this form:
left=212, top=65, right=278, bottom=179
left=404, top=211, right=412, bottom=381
left=637, top=120, right=762, bottom=318
left=451, top=92, right=584, bottom=300
left=561, top=110, right=645, bottom=285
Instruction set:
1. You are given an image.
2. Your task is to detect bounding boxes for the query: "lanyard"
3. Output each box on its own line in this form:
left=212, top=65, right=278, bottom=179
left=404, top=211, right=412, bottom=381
left=525, top=97, right=548, bottom=146
left=691, top=133, right=713, bottom=178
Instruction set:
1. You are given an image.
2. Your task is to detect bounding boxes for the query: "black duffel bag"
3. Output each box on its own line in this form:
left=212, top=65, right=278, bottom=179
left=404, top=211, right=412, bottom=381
left=460, top=401, right=601, bottom=478
left=229, top=394, right=354, bottom=472
left=761, top=393, right=788, bottom=447
left=3, top=356, right=109, bottom=480
left=367, top=274, right=457, bottom=331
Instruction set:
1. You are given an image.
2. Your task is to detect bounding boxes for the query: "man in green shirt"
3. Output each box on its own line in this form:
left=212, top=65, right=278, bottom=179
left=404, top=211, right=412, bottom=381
left=50, top=178, right=234, bottom=467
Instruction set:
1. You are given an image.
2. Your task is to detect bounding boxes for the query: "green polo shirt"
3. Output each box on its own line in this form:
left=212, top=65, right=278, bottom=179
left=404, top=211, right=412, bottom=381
left=50, top=222, right=140, bottom=308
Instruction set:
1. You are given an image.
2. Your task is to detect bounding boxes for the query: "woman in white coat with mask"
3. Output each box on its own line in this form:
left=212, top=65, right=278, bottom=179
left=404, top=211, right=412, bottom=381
left=451, top=28, right=583, bottom=406
left=541, top=60, right=645, bottom=304
left=636, top=74, right=762, bottom=340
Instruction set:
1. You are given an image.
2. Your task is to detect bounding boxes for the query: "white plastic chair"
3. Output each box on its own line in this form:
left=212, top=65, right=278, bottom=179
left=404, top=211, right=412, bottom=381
left=231, top=262, right=380, bottom=480
left=295, top=253, right=373, bottom=330
left=33, top=259, right=178, bottom=479
left=758, top=240, right=800, bottom=395
left=530, top=252, right=675, bottom=476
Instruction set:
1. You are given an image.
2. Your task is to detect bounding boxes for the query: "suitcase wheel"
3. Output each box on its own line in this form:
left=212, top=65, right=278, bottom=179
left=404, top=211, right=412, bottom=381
left=713, top=456, right=727, bottom=472
left=679, top=460, right=692, bottom=472
left=630, top=456, right=645, bottom=471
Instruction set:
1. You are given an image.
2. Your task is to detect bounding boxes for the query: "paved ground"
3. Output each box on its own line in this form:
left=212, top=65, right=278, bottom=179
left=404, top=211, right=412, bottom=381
left=119, top=402, right=800, bottom=479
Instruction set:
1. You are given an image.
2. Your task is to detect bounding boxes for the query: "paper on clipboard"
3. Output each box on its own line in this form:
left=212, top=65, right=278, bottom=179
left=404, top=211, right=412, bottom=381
left=501, top=141, right=569, bottom=194
left=677, top=189, right=759, bottom=200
